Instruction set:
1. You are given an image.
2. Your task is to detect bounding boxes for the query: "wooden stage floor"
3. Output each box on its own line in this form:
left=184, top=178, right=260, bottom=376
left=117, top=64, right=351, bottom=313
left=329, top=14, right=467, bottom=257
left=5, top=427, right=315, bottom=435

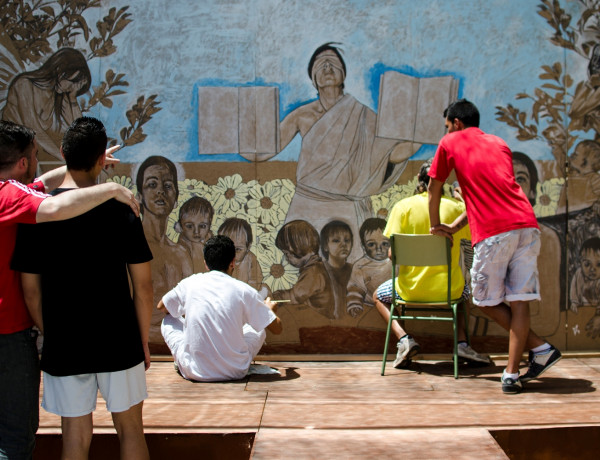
left=36, top=354, right=600, bottom=459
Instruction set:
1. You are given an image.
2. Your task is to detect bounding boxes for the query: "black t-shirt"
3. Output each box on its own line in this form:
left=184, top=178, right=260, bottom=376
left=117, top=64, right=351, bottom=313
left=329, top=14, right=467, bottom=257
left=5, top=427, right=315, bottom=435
left=11, top=190, right=153, bottom=376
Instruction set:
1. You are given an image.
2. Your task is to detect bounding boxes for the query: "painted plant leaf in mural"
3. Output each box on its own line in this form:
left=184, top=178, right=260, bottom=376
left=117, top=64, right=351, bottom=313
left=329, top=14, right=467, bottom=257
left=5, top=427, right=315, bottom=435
left=0, top=1, right=160, bottom=162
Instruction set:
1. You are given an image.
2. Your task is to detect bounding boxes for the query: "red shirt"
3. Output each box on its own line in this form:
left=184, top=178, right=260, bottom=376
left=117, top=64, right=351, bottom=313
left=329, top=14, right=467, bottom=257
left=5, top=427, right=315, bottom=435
left=429, top=127, right=538, bottom=245
left=0, top=179, right=46, bottom=334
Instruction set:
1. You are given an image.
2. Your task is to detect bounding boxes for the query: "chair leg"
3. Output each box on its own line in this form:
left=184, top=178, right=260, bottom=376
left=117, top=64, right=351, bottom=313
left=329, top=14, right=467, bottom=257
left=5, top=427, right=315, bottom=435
left=452, top=303, right=459, bottom=379
left=381, top=303, right=396, bottom=376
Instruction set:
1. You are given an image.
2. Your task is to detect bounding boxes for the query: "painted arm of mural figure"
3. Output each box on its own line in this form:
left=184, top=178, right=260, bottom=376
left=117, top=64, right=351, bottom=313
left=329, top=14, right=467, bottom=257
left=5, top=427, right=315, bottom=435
left=21, top=273, right=44, bottom=334
left=388, top=141, right=421, bottom=164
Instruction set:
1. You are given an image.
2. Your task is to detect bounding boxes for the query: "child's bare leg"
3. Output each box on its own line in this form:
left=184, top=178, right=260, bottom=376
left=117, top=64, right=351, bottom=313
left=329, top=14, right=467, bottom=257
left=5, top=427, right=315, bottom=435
left=476, top=303, right=545, bottom=350
left=373, top=293, right=407, bottom=340
left=111, top=401, right=149, bottom=460
left=507, top=301, right=531, bottom=374
left=61, top=414, right=93, bottom=460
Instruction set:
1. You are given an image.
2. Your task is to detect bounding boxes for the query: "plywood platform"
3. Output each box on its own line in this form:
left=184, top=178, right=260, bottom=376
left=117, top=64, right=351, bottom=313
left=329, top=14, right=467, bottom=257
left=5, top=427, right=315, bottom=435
left=36, top=355, right=600, bottom=459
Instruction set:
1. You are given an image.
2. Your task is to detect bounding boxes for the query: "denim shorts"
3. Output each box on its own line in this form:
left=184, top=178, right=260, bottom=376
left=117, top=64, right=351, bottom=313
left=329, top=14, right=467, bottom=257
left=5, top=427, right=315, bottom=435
left=42, top=362, right=147, bottom=417
left=471, top=227, right=541, bottom=306
left=375, top=279, right=470, bottom=304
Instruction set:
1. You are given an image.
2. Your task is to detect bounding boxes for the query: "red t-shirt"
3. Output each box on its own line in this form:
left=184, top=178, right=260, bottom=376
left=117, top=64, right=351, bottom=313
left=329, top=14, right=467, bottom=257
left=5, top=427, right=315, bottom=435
left=429, top=127, right=538, bottom=245
left=0, top=179, right=46, bottom=334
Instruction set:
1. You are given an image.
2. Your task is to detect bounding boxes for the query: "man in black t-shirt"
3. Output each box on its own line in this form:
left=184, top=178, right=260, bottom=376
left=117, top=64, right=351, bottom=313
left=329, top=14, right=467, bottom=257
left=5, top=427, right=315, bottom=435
left=12, top=117, right=153, bottom=459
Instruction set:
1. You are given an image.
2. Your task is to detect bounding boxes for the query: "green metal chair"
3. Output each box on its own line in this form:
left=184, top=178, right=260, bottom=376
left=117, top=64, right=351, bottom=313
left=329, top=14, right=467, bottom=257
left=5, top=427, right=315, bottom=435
left=381, top=233, right=469, bottom=379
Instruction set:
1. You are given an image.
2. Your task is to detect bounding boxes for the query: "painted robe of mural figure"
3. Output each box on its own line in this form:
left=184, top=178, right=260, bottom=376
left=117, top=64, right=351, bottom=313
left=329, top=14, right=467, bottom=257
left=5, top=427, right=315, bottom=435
left=276, top=43, right=420, bottom=261
left=2, top=48, right=91, bottom=164
left=136, top=156, right=193, bottom=345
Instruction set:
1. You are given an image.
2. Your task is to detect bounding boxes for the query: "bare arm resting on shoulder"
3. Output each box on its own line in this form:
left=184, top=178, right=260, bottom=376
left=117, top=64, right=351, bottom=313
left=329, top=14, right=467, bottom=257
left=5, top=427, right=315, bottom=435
left=36, top=181, right=139, bottom=222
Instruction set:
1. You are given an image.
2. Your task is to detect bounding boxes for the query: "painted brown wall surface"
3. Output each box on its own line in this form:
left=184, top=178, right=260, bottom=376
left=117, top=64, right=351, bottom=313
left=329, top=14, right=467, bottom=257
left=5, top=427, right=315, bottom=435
left=1, top=0, right=599, bottom=352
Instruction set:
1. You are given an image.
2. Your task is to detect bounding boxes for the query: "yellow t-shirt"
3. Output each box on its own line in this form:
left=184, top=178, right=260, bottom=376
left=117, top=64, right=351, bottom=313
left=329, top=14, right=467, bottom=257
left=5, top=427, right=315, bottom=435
left=383, top=193, right=471, bottom=302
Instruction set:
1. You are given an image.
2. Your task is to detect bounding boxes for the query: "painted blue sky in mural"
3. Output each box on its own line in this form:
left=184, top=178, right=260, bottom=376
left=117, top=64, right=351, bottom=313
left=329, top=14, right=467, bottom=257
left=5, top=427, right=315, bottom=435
left=87, top=0, right=585, bottom=163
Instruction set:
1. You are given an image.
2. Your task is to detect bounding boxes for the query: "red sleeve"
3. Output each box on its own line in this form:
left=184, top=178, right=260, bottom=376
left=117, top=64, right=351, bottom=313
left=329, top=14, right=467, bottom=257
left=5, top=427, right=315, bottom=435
left=0, top=180, right=47, bottom=225
left=429, top=139, right=451, bottom=183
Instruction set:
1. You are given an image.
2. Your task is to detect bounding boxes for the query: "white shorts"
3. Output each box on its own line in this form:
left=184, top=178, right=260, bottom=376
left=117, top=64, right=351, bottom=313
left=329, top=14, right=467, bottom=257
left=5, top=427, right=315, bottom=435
left=471, top=227, right=541, bottom=306
left=42, top=362, right=147, bottom=417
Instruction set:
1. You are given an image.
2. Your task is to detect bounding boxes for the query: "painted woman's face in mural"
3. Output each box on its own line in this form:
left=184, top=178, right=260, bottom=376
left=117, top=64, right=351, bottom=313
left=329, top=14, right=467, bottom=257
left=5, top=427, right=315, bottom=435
left=513, top=160, right=535, bottom=201
left=231, top=229, right=250, bottom=264
left=56, top=72, right=86, bottom=96
left=326, top=230, right=352, bottom=264
left=312, top=50, right=345, bottom=90
left=141, top=165, right=177, bottom=217
left=570, top=143, right=600, bottom=175
left=582, top=249, right=600, bottom=281
left=180, top=212, right=211, bottom=243
left=363, top=229, right=390, bottom=261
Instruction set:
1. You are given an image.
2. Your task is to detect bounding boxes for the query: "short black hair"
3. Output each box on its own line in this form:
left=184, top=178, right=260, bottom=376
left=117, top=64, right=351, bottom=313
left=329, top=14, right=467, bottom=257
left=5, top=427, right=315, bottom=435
left=61, top=117, right=107, bottom=171
left=0, top=120, right=35, bottom=170
left=203, top=235, right=236, bottom=271
left=443, top=99, right=480, bottom=128
left=581, top=237, right=600, bottom=254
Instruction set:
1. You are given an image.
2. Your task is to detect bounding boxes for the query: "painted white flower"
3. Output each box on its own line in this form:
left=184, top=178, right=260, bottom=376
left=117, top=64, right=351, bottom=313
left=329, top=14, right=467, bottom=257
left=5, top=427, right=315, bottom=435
left=180, top=178, right=212, bottom=200
left=572, top=324, right=580, bottom=336
left=107, top=175, right=135, bottom=192
left=259, top=247, right=298, bottom=292
left=371, top=181, right=414, bottom=220
left=247, top=181, right=287, bottom=226
left=211, top=174, right=251, bottom=214
left=268, top=178, right=295, bottom=209
left=533, top=178, right=564, bottom=217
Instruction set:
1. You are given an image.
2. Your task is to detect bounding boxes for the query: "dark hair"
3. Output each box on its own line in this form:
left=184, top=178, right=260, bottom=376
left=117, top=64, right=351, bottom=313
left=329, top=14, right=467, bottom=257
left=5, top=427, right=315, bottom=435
left=581, top=237, right=600, bottom=254
left=415, top=158, right=434, bottom=194
left=512, top=151, right=539, bottom=204
left=0, top=120, right=35, bottom=169
left=14, top=48, right=91, bottom=126
left=135, top=155, right=179, bottom=200
left=275, top=220, right=320, bottom=258
left=61, top=117, right=107, bottom=171
left=319, top=220, right=353, bottom=260
left=218, top=217, right=252, bottom=247
left=443, top=99, right=480, bottom=128
left=179, top=196, right=214, bottom=222
left=204, top=235, right=236, bottom=271
left=307, top=42, right=346, bottom=90
left=359, top=218, right=387, bottom=245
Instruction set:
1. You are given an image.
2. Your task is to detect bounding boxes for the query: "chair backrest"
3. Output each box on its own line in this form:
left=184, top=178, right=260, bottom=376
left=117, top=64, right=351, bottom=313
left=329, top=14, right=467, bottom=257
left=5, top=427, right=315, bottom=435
left=390, top=233, right=451, bottom=268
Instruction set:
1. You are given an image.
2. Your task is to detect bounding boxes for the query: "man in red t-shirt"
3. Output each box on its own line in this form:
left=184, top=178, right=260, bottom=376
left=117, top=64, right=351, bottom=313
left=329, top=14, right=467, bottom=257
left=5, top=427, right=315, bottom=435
left=0, top=120, right=140, bottom=459
left=428, top=100, right=562, bottom=395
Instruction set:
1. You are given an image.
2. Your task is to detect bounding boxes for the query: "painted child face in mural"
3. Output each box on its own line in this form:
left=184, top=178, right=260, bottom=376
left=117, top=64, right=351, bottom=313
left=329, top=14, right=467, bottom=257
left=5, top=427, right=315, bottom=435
left=513, top=160, right=535, bottom=201
left=363, top=229, right=390, bottom=261
left=326, top=230, right=353, bottom=265
left=570, top=142, right=600, bottom=175
left=141, top=165, right=177, bottom=217
left=312, top=50, right=345, bottom=90
left=581, top=248, right=600, bottom=281
left=281, top=250, right=312, bottom=269
left=230, top=229, right=251, bottom=264
left=180, top=211, right=211, bottom=244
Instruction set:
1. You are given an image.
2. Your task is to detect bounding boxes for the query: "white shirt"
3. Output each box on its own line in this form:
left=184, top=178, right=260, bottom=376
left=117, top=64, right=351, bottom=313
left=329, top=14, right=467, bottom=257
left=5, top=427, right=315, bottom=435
left=162, top=270, right=276, bottom=381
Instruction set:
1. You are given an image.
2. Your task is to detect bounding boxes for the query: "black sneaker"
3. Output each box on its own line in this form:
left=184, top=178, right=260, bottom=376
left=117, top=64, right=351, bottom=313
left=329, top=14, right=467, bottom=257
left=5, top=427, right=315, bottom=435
left=501, top=375, right=523, bottom=394
left=520, top=345, right=562, bottom=383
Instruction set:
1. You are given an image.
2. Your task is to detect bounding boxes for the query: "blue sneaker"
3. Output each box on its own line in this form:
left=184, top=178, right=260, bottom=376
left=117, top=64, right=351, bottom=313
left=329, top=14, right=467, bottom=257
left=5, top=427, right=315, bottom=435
left=520, top=345, right=562, bottom=383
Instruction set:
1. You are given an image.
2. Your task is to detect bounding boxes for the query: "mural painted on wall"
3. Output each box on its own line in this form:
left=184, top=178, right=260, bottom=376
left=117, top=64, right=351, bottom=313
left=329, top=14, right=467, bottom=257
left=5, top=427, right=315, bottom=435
left=3, top=0, right=600, bottom=353
left=496, top=0, right=600, bottom=349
